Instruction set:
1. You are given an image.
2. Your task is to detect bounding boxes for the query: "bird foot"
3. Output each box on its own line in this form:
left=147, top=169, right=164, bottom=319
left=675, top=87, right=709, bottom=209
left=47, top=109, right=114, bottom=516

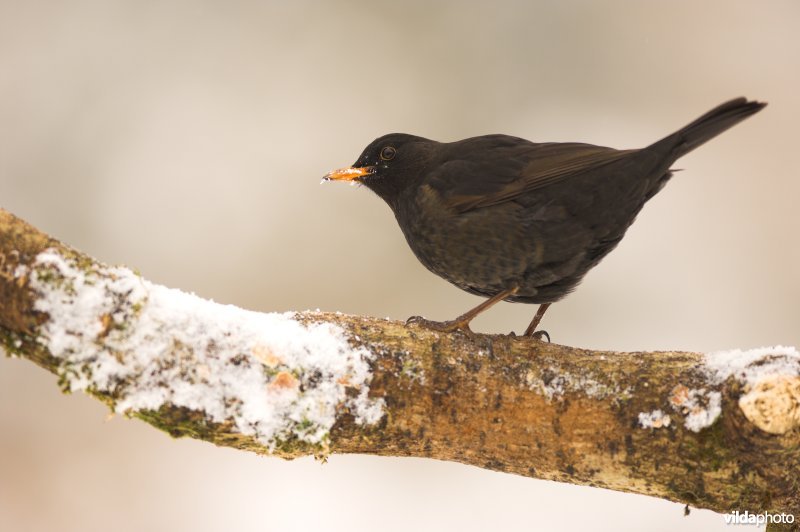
left=531, top=330, right=550, bottom=342
left=406, top=315, right=475, bottom=337
left=511, top=329, right=551, bottom=342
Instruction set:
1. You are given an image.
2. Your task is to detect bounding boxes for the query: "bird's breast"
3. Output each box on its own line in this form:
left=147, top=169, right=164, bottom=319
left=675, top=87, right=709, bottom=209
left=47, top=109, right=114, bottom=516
left=393, top=185, right=539, bottom=295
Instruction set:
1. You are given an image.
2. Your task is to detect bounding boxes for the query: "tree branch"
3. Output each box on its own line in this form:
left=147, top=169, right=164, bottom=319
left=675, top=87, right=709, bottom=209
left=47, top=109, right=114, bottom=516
left=1, top=208, right=798, bottom=525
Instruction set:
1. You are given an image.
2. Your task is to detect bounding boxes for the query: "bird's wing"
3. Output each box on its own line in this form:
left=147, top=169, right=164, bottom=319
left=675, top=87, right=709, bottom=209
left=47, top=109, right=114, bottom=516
left=426, top=137, right=636, bottom=213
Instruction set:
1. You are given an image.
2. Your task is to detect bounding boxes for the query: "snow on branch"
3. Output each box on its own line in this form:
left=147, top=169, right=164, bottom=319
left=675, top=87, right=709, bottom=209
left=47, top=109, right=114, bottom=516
left=19, top=248, right=383, bottom=450
left=0, top=208, right=798, bottom=523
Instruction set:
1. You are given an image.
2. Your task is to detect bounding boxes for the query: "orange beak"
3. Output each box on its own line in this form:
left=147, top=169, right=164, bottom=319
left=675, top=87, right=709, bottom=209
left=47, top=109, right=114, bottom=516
left=322, top=166, right=374, bottom=182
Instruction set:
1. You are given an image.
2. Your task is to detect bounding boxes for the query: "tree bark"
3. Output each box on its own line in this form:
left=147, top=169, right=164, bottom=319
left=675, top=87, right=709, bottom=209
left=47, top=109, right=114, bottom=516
left=1, top=208, right=798, bottom=528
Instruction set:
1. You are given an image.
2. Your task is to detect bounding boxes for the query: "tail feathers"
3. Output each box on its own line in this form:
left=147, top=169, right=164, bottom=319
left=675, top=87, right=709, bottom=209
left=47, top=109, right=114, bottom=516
left=651, top=97, right=766, bottom=160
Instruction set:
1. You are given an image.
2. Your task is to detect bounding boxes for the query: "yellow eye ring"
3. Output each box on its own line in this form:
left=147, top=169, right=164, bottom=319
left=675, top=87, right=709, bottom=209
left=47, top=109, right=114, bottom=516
left=380, top=146, right=397, bottom=161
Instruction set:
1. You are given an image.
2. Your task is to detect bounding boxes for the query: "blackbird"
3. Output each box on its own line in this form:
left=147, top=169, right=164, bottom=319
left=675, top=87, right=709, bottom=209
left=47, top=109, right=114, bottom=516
left=324, top=97, right=765, bottom=338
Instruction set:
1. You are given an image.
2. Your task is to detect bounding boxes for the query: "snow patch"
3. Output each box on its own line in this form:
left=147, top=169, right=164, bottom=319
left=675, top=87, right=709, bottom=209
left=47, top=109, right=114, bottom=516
left=669, top=384, right=722, bottom=432
left=704, top=346, right=800, bottom=386
left=638, top=409, right=671, bottom=429
left=14, top=264, right=29, bottom=278
left=26, top=249, right=384, bottom=450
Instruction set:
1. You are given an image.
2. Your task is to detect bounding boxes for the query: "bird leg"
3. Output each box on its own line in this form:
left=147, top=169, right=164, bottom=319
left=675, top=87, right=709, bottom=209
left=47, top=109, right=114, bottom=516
left=407, top=287, right=519, bottom=335
left=524, top=303, right=551, bottom=341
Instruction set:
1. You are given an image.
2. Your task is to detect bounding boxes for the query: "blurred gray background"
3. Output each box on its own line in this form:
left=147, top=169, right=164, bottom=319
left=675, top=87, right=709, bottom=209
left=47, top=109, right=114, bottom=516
left=1, top=1, right=798, bottom=531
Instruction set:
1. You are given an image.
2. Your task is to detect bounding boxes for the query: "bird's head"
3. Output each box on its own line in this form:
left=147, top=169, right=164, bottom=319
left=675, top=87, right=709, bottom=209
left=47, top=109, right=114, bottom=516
left=323, top=133, right=437, bottom=207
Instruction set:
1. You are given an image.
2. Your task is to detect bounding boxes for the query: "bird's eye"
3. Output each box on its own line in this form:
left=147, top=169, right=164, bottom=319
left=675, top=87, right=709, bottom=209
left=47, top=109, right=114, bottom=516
left=380, top=146, right=397, bottom=161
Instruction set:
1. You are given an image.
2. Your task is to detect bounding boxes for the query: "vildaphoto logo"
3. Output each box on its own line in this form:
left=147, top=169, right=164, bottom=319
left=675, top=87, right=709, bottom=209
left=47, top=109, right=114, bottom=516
left=724, top=510, right=795, bottom=526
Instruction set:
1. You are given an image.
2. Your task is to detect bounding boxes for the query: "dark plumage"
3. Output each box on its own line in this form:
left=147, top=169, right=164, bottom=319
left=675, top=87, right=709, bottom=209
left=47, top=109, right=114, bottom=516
left=325, top=98, right=766, bottom=337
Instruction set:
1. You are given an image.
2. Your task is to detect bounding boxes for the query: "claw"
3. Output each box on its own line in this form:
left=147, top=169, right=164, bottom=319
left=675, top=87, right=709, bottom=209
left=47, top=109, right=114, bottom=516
left=510, top=329, right=550, bottom=342
left=406, top=315, right=425, bottom=325
left=531, top=330, right=550, bottom=342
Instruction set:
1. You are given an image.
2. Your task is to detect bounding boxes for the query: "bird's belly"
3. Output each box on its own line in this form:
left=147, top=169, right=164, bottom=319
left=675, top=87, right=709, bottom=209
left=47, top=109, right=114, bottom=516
left=397, top=200, right=549, bottom=299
